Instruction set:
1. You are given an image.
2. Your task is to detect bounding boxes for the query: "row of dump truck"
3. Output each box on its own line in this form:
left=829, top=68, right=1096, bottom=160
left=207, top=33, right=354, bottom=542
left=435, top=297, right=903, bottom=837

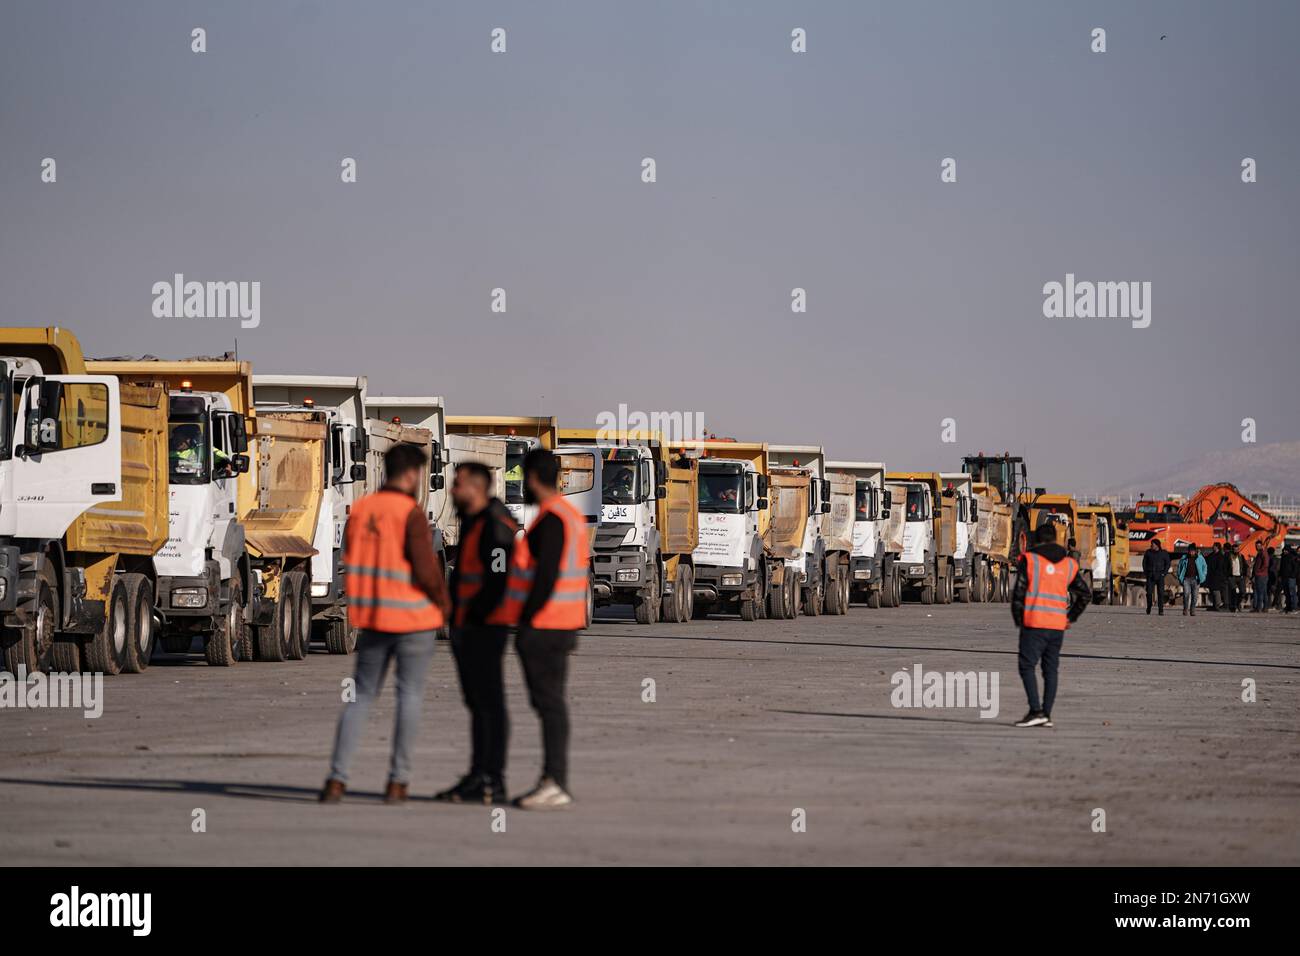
left=0, top=327, right=1288, bottom=678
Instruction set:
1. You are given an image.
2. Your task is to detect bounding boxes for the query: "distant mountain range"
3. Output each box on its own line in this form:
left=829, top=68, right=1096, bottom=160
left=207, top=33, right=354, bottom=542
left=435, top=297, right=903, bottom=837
left=1095, top=441, right=1300, bottom=503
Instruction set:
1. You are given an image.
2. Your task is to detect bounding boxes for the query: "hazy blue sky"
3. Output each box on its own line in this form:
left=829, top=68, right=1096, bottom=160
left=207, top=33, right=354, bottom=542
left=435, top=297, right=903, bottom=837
left=3, top=1, right=1297, bottom=491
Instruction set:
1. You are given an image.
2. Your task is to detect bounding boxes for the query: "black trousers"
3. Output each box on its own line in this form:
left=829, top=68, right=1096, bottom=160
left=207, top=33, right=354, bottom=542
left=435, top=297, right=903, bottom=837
left=1145, top=578, right=1165, bottom=612
left=1018, top=627, right=1064, bottom=714
left=450, top=625, right=510, bottom=779
left=516, top=627, right=578, bottom=789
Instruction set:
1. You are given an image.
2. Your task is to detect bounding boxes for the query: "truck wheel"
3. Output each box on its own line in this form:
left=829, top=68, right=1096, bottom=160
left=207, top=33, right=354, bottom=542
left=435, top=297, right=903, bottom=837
left=739, top=595, right=757, bottom=621
left=634, top=563, right=660, bottom=625
left=804, top=575, right=824, bottom=617
left=584, top=575, right=595, bottom=629
left=784, top=574, right=799, bottom=618
left=206, top=577, right=244, bottom=666
left=286, top=572, right=310, bottom=660
left=835, top=566, right=851, bottom=615
left=920, top=578, right=935, bottom=605
left=122, top=575, right=156, bottom=674
left=83, top=576, right=129, bottom=676
left=866, top=582, right=882, bottom=609
left=323, top=618, right=356, bottom=655
left=294, top=574, right=313, bottom=659
left=939, top=566, right=955, bottom=605
left=681, top=566, right=695, bottom=621
left=2, top=569, right=57, bottom=675
left=256, top=581, right=295, bottom=662
left=661, top=566, right=684, bottom=623
left=766, top=574, right=785, bottom=619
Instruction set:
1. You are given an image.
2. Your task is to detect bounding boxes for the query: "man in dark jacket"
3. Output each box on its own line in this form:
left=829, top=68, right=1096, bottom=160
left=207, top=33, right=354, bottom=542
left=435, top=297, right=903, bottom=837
left=435, top=462, right=520, bottom=805
left=1205, top=542, right=1227, bottom=611
left=1226, top=544, right=1247, bottom=611
left=1011, top=523, right=1092, bottom=728
left=1251, top=547, right=1271, bottom=612
left=1280, top=544, right=1299, bottom=613
left=1142, top=539, right=1172, bottom=616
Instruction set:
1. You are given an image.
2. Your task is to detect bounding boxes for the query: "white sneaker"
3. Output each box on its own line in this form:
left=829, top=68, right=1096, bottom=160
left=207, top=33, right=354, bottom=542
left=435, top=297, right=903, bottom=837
left=512, top=776, right=574, bottom=810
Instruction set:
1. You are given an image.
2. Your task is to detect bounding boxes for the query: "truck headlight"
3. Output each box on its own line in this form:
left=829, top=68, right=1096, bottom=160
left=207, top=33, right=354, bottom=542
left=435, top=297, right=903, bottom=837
left=621, top=527, right=637, bottom=547
left=908, top=566, right=925, bottom=577
left=721, top=573, right=743, bottom=587
left=853, top=569, right=870, bottom=580
left=0, top=578, right=7, bottom=602
left=616, top=568, right=639, bottom=582
left=172, top=588, right=208, bottom=609
left=311, top=582, right=329, bottom=598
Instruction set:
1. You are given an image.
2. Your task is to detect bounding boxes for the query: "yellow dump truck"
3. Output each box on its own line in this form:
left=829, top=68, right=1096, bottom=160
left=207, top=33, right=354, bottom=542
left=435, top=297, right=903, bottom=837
left=1078, top=502, right=1130, bottom=604
left=970, top=481, right=1014, bottom=602
left=886, top=471, right=959, bottom=604
left=86, top=358, right=326, bottom=664
left=1, top=328, right=168, bottom=676
left=684, top=440, right=797, bottom=620
left=558, top=428, right=698, bottom=623
left=447, top=415, right=557, bottom=527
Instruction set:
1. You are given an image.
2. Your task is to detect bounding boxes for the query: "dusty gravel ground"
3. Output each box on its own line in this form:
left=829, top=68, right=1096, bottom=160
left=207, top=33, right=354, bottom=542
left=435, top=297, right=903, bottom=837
left=1, top=601, right=1296, bottom=865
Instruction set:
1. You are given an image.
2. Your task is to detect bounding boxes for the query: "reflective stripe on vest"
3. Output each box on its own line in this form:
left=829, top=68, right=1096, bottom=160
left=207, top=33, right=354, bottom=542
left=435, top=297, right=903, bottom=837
left=1022, top=552, right=1077, bottom=630
left=344, top=490, right=444, bottom=633
left=498, top=493, right=590, bottom=630
left=453, top=507, right=520, bottom=627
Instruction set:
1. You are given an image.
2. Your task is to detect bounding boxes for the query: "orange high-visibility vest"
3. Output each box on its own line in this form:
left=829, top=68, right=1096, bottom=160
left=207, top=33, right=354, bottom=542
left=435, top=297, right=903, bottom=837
left=344, top=490, right=444, bottom=633
left=500, top=493, right=590, bottom=630
left=1022, top=551, right=1077, bottom=630
left=453, top=506, right=519, bottom=627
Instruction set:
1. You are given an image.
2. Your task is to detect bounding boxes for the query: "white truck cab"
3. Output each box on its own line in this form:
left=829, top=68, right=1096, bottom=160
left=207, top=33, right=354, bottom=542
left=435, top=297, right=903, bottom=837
left=894, top=480, right=935, bottom=589
left=828, top=461, right=896, bottom=607
left=940, top=472, right=978, bottom=600
left=692, top=455, right=770, bottom=618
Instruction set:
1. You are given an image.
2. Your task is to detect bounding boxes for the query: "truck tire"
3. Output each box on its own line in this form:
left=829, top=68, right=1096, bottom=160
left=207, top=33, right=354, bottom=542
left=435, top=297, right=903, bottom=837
left=866, top=582, right=882, bottom=609
left=634, top=563, right=660, bottom=625
left=584, top=574, right=594, bottom=629
left=784, top=574, right=799, bottom=618
left=2, top=568, right=57, bottom=676
left=766, top=573, right=786, bottom=619
left=322, top=617, right=356, bottom=655
left=920, top=576, right=935, bottom=605
left=661, top=565, right=686, bottom=623
left=834, top=565, right=850, bottom=615
left=286, top=572, right=310, bottom=660
left=121, top=575, right=156, bottom=674
left=681, top=566, right=695, bottom=621
left=938, top=565, right=954, bottom=605
left=804, top=574, right=824, bottom=617
left=739, top=595, right=757, bottom=621
left=956, top=561, right=971, bottom=603
left=256, top=581, right=295, bottom=662
left=206, top=577, right=244, bottom=667
left=83, top=576, right=130, bottom=676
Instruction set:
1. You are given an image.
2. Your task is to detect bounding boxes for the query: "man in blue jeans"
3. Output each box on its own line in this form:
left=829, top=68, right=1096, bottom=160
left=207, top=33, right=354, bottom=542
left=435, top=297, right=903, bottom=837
left=1176, top=544, right=1208, bottom=616
left=320, top=444, right=452, bottom=804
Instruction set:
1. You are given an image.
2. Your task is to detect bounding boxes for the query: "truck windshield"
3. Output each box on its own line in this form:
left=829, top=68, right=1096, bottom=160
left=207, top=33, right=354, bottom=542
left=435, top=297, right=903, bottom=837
left=601, top=449, right=641, bottom=505
left=855, top=481, right=872, bottom=521
left=905, top=489, right=927, bottom=521
left=169, top=416, right=210, bottom=485
left=504, top=441, right=528, bottom=504
left=699, top=473, right=744, bottom=514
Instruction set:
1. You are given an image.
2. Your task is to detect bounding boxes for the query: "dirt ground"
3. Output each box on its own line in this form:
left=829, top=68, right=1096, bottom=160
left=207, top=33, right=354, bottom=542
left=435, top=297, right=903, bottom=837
left=1, top=601, right=1296, bottom=865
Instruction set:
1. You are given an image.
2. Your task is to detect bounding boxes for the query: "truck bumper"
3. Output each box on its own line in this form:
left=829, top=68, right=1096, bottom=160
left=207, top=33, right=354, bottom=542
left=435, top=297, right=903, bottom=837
left=158, top=568, right=221, bottom=619
left=850, top=555, right=882, bottom=586
left=591, top=547, right=649, bottom=604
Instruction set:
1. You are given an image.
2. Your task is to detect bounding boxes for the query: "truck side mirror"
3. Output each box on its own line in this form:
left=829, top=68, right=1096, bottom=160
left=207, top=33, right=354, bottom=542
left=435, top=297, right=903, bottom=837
left=756, top=475, right=769, bottom=497
left=350, top=437, right=368, bottom=462
left=430, top=472, right=445, bottom=492
left=26, top=378, right=64, bottom=451
left=430, top=440, right=442, bottom=469
left=349, top=463, right=367, bottom=481
left=822, top=500, right=831, bottom=514
left=655, top=460, right=667, bottom=485
left=233, top=453, right=250, bottom=475
left=229, top=414, right=249, bottom=453
left=756, top=497, right=768, bottom=511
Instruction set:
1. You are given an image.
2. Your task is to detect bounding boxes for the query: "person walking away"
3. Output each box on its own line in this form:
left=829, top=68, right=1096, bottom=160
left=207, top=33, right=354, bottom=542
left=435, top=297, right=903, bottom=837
left=1227, top=544, right=1246, bottom=611
left=1204, top=542, right=1226, bottom=611
left=435, top=462, right=520, bottom=805
left=1142, top=539, right=1171, bottom=616
left=1251, top=546, right=1271, bottom=612
left=1267, top=547, right=1282, bottom=609
left=1176, top=544, right=1207, bottom=616
left=1011, top=523, right=1091, bottom=728
left=320, top=444, right=451, bottom=804
left=506, top=448, right=591, bottom=809
left=1280, top=544, right=1299, bottom=613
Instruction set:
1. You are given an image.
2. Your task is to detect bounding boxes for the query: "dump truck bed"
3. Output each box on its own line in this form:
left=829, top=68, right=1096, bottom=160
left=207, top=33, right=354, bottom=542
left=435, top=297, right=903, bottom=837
left=822, top=472, right=855, bottom=552
left=450, top=415, right=556, bottom=447
left=239, top=411, right=326, bottom=558
left=659, top=458, right=699, bottom=556
left=65, top=382, right=169, bottom=557
left=86, top=360, right=254, bottom=421
left=766, top=467, right=811, bottom=559
left=972, top=482, right=1013, bottom=559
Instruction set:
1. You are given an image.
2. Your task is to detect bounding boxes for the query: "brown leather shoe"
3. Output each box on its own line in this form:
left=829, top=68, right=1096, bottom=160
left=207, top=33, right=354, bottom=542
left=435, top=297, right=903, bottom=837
left=384, top=780, right=409, bottom=804
left=319, top=779, right=346, bottom=803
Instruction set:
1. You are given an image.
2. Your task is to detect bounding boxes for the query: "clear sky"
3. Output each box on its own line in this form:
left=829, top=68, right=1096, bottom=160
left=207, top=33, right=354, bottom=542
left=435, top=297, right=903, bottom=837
left=3, top=0, right=1297, bottom=491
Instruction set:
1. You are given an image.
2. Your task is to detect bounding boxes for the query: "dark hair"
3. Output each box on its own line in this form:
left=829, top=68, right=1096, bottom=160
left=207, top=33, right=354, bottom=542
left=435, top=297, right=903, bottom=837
left=523, top=447, right=559, bottom=489
left=384, top=443, right=427, bottom=481
left=1034, top=523, right=1057, bottom=545
left=456, top=461, right=493, bottom=487
left=1188, top=544, right=1198, bottom=552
